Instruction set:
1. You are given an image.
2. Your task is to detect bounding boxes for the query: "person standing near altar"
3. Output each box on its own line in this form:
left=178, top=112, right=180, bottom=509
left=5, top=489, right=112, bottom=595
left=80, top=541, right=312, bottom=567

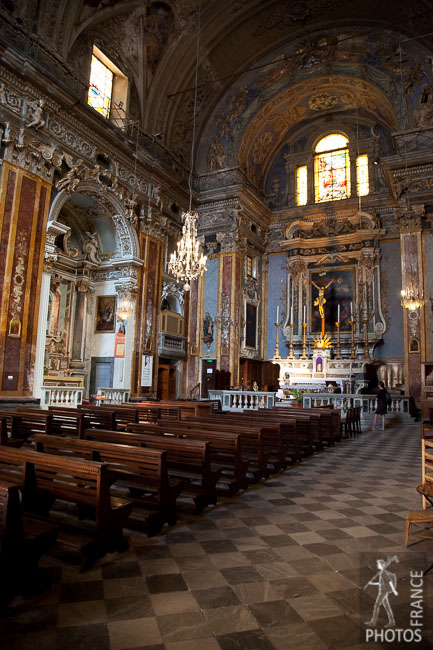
left=372, top=381, right=390, bottom=431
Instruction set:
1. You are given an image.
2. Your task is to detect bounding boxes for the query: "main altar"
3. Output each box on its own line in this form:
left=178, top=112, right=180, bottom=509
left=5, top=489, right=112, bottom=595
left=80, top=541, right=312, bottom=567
left=271, top=212, right=389, bottom=394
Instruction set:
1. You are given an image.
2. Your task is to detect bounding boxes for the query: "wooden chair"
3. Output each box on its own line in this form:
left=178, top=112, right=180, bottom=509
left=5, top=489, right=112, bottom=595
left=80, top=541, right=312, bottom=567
left=340, top=408, right=354, bottom=438
left=405, top=510, right=433, bottom=546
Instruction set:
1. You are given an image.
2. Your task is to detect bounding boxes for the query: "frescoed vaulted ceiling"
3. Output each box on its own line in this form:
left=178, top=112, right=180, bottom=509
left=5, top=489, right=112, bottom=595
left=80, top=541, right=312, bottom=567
left=4, top=0, right=433, bottom=189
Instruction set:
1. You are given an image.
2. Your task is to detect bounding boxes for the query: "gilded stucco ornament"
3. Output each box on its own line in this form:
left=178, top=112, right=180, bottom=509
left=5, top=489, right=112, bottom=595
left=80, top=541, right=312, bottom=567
left=26, top=99, right=46, bottom=130
left=394, top=208, right=423, bottom=234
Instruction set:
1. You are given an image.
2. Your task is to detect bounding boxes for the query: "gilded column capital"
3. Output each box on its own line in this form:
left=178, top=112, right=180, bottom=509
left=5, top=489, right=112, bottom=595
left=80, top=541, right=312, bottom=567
left=394, top=206, right=424, bottom=234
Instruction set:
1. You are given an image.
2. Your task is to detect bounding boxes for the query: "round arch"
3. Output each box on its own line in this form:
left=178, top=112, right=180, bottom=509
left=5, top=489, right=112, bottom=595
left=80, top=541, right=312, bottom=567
left=48, top=182, right=140, bottom=260
left=237, top=75, right=399, bottom=191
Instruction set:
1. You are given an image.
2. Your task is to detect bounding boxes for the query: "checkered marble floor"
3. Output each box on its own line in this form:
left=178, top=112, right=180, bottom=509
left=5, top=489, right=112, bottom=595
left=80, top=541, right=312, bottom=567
left=2, top=423, right=433, bottom=650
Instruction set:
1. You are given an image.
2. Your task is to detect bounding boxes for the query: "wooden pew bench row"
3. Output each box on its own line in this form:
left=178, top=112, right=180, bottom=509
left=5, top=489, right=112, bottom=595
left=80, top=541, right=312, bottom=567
left=0, top=446, right=132, bottom=571
left=0, top=479, right=58, bottom=607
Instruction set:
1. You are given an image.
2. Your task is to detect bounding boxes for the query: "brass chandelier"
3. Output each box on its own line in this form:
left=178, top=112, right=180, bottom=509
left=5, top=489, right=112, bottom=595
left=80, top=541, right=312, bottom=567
left=168, top=4, right=207, bottom=291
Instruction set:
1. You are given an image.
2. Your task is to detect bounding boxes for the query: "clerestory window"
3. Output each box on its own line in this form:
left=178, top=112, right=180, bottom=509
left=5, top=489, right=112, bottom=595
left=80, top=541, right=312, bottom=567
left=88, top=46, right=128, bottom=125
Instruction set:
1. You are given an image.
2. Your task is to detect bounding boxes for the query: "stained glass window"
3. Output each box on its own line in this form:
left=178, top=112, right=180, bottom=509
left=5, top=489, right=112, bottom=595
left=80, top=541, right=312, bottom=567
left=88, top=54, right=113, bottom=119
left=314, top=134, right=351, bottom=202
left=296, top=166, right=308, bottom=206
left=356, top=154, right=369, bottom=196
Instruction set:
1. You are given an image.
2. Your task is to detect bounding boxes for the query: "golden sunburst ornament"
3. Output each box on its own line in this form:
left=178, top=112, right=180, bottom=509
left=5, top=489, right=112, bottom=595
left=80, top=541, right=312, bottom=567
left=312, top=335, right=332, bottom=349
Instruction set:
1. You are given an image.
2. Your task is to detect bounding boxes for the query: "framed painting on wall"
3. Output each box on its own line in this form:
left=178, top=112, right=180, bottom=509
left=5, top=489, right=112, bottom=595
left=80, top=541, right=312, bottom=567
left=310, top=267, right=355, bottom=334
left=95, top=295, right=116, bottom=333
left=245, top=302, right=257, bottom=349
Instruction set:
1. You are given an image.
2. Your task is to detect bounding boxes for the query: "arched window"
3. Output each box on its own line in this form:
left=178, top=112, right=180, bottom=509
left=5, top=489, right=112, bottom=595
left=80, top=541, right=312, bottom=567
left=314, top=134, right=350, bottom=202
left=294, top=133, right=370, bottom=206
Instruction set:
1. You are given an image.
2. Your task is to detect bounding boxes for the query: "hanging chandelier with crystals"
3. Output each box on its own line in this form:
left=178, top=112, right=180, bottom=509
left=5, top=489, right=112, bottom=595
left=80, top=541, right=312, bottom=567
left=167, top=3, right=207, bottom=292
left=117, top=294, right=134, bottom=321
left=400, top=273, right=424, bottom=311
left=168, top=210, right=207, bottom=291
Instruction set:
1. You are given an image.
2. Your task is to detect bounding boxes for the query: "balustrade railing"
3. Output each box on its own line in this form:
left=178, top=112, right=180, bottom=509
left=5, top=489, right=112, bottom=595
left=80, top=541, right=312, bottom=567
left=208, top=390, right=275, bottom=411
left=301, top=393, right=410, bottom=418
left=95, top=388, right=130, bottom=405
left=42, top=387, right=83, bottom=408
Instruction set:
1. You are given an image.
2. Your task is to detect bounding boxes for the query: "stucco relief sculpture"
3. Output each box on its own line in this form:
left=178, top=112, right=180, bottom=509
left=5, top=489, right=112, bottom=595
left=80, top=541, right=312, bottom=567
left=83, top=232, right=102, bottom=265
left=203, top=312, right=214, bottom=350
left=414, top=84, right=433, bottom=127
left=26, top=99, right=46, bottom=130
left=208, top=136, right=225, bottom=170
left=56, top=160, right=87, bottom=193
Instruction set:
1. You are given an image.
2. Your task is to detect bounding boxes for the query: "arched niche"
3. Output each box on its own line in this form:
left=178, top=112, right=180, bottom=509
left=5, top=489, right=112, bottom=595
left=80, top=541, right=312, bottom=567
left=48, top=183, right=139, bottom=260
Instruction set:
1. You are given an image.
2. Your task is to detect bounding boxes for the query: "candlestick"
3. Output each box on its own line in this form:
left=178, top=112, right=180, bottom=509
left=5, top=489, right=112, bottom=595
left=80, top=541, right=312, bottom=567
left=348, top=317, right=356, bottom=358
left=288, top=321, right=295, bottom=358
left=335, top=320, right=342, bottom=359
left=363, top=317, right=370, bottom=360
left=274, top=321, right=281, bottom=359
left=300, top=322, right=308, bottom=359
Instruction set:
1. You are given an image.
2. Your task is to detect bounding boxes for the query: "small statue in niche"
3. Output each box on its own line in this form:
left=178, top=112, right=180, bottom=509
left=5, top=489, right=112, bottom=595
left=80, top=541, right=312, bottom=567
left=124, top=196, right=138, bottom=229
left=83, top=231, right=101, bottom=265
left=208, top=136, right=225, bottom=171
left=414, top=84, right=433, bottom=127
left=8, top=316, right=21, bottom=338
left=27, top=99, right=46, bottom=130
left=253, top=381, right=259, bottom=391
left=203, top=312, right=214, bottom=349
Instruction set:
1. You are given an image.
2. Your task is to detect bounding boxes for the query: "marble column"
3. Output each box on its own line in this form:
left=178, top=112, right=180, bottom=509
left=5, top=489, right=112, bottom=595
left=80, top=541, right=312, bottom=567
left=396, top=208, right=425, bottom=401
left=32, top=270, right=52, bottom=400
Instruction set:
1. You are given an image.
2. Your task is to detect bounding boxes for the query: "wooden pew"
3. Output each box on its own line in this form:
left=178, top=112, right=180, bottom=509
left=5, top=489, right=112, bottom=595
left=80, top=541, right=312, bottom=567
left=135, top=400, right=215, bottom=419
left=127, top=420, right=270, bottom=482
left=0, top=409, right=54, bottom=445
left=0, top=417, right=8, bottom=445
left=269, top=406, right=340, bottom=446
left=22, top=406, right=118, bottom=438
left=86, top=427, right=220, bottom=511
left=239, top=410, right=316, bottom=456
left=83, top=427, right=249, bottom=495
left=0, top=446, right=132, bottom=571
left=0, top=479, right=58, bottom=607
left=33, top=434, right=183, bottom=534
left=85, top=405, right=139, bottom=430
left=194, top=412, right=303, bottom=464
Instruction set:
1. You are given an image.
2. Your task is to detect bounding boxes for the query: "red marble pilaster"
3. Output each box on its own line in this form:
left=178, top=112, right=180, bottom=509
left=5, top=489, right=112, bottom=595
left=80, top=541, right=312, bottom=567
left=0, top=165, right=51, bottom=395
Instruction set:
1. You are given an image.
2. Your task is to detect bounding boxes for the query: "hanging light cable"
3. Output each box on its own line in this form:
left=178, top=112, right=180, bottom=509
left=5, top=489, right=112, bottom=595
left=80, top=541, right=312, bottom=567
left=168, top=2, right=207, bottom=291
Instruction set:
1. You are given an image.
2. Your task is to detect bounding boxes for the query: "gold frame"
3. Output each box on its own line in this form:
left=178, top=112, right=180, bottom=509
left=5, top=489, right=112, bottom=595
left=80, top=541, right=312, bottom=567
left=95, top=295, right=116, bottom=333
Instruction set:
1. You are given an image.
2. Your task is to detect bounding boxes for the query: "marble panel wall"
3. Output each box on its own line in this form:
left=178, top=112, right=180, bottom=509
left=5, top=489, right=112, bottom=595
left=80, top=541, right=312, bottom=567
left=266, top=253, right=286, bottom=359
left=202, top=257, right=218, bottom=356
left=0, top=164, right=50, bottom=395
left=424, top=231, right=433, bottom=360
left=376, top=241, right=404, bottom=361
left=131, top=235, right=163, bottom=397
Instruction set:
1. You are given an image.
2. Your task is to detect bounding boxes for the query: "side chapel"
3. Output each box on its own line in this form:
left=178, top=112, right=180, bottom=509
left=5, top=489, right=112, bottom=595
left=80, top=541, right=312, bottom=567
left=0, top=0, right=433, bottom=408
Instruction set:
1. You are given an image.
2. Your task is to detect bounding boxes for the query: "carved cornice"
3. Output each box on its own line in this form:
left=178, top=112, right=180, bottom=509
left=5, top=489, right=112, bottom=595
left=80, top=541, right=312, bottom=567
left=43, top=220, right=71, bottom=272
left=0, top=71, right=187, bottom=211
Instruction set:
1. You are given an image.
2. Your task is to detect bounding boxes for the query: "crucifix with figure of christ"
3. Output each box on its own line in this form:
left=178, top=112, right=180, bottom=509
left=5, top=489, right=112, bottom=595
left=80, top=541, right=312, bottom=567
left=311, top=278, right=342, bottom=338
